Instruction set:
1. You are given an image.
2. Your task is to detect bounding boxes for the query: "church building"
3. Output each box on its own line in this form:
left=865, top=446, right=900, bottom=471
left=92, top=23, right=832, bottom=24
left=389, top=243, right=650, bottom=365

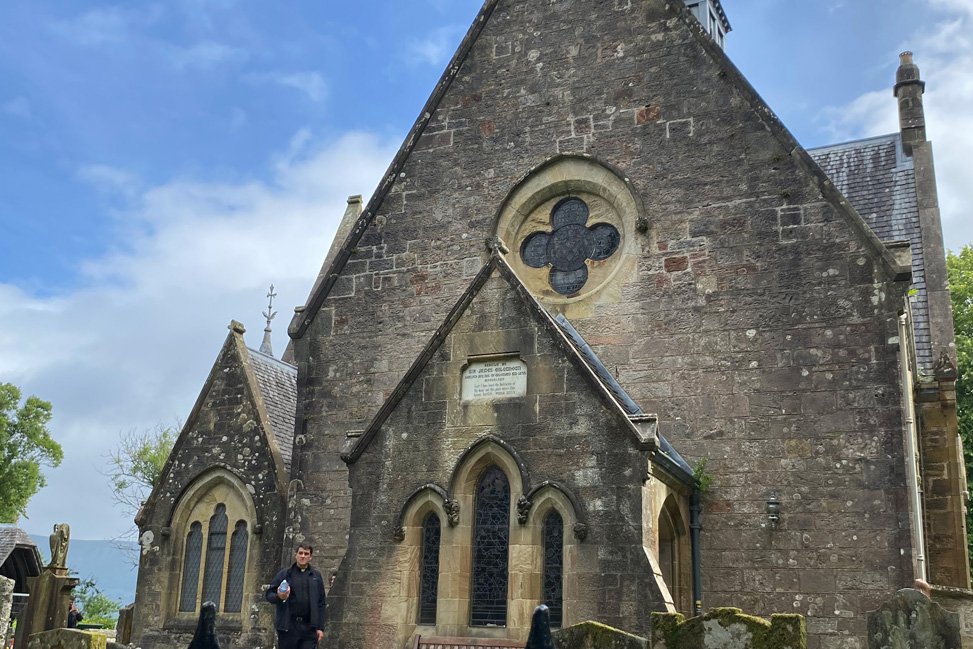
left=129, top=1, right=968, bottom=648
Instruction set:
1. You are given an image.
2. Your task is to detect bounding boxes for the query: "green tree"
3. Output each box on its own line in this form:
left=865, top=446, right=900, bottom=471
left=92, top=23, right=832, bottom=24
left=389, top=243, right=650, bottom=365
left=0, top=383, right=63, bottom=522
left=73, top=576, right=123, bottom=628
left=947, top=246, right=973, bottom=570
left=105, top=425, right=177, bottom=519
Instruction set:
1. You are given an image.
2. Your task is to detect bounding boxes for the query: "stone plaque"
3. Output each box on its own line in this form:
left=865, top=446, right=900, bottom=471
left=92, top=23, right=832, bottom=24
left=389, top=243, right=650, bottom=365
left=462, top=357, right=528, bottom=400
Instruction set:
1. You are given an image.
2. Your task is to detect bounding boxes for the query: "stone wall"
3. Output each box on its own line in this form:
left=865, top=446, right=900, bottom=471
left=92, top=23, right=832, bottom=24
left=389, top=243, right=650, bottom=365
left=288, top=0, right=916, bottom=646
left=0, top=576, right=13, bottom=647
left=131, top=329, right=288, bottom=649
left=324, top=270, right=675, bottom=648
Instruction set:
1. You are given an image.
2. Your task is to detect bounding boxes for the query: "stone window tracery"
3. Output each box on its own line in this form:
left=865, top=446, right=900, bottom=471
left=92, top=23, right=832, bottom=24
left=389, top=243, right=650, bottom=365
left=470, top=466, right=510, bottom=626
left=520, top=198, right=620, bottom=295
left=169, top=471, right=255, bottom=620
left=418, top=513, right=441, bottom=625
left=542, top=510, right=564, bottom=628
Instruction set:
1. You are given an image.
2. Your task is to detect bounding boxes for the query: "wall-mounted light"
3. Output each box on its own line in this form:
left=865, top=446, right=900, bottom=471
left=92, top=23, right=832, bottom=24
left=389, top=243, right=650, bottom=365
left=766, top=491, right=781, bottom=528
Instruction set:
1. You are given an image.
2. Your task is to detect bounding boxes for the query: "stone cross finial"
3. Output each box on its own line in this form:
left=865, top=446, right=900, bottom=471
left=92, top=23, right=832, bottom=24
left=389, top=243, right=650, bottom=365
left=259, top=285, right=277, bottom=357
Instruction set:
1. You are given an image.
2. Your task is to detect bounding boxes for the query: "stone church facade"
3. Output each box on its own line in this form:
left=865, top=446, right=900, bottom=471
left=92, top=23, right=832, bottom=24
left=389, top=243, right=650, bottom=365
left=130, top=1, right=968, bottom=648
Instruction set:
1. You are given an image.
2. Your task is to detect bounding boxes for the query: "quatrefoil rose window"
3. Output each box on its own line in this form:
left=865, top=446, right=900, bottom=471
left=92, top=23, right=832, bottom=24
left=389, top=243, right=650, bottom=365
left=519, top=198, right=621, bottom=295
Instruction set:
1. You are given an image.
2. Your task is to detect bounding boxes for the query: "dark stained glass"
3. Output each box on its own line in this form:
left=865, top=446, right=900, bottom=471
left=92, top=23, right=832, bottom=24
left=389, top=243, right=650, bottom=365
left=201, top=504, right=228, bottom=610
left=418, top=513, right=441, bottom=625
left=224, top=520, right=248, bottom=613
left=551, top=198, right=589, bottom=227
left=179, top=522, right=203, bottom=612
left=470, top=466, right=510, bottom=626
left=518, top=197, right=620, bottom=295
left=543, top=511, right=564, bottom=628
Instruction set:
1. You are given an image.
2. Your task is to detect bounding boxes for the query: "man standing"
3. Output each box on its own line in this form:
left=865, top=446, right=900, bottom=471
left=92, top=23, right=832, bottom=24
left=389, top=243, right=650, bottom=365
left=265, top=545, right=327, bottom=649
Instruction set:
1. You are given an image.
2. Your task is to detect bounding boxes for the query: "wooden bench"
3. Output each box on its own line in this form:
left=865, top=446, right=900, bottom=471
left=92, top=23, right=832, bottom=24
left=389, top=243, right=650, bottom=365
left=412, top=636, right=526, bottom=649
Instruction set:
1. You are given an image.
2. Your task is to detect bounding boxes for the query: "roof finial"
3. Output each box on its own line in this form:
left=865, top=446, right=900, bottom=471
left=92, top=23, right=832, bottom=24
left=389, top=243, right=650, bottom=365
left=259, top=284, right=277, bottom=357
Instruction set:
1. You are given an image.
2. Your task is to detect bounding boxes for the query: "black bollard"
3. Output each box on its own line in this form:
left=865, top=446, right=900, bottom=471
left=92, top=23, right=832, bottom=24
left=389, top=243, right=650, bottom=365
left=188, top=602, right=221, bottom=649
left=524, top=604, right=556, bottom=649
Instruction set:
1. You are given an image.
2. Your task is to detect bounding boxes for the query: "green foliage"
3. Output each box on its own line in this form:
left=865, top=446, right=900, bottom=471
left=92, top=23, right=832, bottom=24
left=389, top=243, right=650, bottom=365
left=947, top=247, right=973, bottom=572
left=105, top=424, right=177, bottom=520
left=0, top=383, right=62, bottom=522
left=74, top=576, right=123, bottom=628
left=692, top=458, right=714, bottom=493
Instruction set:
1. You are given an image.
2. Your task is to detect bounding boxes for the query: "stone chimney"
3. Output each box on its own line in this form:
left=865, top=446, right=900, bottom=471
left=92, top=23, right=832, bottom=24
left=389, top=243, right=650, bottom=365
left=894, top=51, right=927, bottom=154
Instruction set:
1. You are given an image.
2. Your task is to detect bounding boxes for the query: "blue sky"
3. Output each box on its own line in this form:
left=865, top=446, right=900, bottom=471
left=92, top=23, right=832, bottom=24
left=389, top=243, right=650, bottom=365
left=1, top=0, right=971, bottom=541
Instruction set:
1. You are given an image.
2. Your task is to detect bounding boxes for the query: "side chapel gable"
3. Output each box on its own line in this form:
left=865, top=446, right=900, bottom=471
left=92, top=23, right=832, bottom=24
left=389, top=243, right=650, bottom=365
left=288, top=0, right=909, bottom=342
left=137, top=321, right=289, bottom=528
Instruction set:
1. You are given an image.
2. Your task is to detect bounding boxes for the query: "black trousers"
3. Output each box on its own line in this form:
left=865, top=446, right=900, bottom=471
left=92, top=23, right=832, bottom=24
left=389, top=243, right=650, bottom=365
left=278, top=617, right=317, bottom=649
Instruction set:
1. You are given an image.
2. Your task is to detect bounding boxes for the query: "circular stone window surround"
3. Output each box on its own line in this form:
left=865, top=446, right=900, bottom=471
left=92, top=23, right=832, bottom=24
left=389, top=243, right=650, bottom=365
left=492, top=155, right=644, bottom=304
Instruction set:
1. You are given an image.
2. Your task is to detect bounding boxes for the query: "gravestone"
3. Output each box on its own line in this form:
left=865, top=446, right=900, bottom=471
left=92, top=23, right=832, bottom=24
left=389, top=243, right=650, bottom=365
left=14, top=524, right=79, bottom=649
left=552, top=621, right=647, bottom=649
left=525, top=604, right=556, bottom=649
left=115, top=603, right=135, bottom=645
left=866, top=588, right=961, bottom=649
left=187, top=602, right=220, bottom=649
left=0, top=575, right=14, bottom=647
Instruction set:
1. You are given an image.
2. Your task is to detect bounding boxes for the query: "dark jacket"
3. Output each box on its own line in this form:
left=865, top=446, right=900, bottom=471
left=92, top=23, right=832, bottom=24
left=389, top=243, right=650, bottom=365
left=265, top=564, right=327, bottom=632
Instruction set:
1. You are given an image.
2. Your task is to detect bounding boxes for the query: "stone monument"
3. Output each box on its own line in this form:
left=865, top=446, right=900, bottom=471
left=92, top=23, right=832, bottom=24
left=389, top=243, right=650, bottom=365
left=13, top=524, right=79, bottom=649
left=187, top=602, right=220, bottom=649
left=866, top=588, right=961, bottom=649
left=0, top=575, right=15, bottom=647
left=525, top=605, right=556, bottom=649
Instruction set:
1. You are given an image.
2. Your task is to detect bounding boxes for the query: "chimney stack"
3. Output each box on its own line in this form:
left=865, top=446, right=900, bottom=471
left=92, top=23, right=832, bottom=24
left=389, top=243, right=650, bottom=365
left=894, top=51, right=926, bottom=154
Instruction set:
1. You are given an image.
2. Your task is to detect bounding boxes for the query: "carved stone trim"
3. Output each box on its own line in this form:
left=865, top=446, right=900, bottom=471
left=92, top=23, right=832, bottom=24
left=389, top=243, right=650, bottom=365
left=573, top=522, right=588, bottom=541
left=393, top=526, right=405, bottom=543
left=517, top=495, right=533, bottom=525
left=444, top=499, right=460, bottom=527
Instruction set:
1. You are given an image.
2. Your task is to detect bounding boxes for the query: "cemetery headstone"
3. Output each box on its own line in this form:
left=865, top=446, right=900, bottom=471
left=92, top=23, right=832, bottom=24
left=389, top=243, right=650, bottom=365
left=866, top=588, right=961, bottom=649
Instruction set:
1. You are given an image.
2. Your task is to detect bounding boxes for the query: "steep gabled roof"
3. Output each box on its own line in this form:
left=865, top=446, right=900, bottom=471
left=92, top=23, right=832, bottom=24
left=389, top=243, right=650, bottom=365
left=248, top=349, right=298, bottom=471
left=809, top=133, right=931, bottom=367
left=288, top=0, right=909, bottom=341
left=342, top=251, right=694, bottom=486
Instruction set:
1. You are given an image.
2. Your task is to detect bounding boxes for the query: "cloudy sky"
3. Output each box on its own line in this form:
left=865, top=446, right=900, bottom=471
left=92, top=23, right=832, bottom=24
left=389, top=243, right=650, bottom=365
left=1, top=0, right=971, bottom=541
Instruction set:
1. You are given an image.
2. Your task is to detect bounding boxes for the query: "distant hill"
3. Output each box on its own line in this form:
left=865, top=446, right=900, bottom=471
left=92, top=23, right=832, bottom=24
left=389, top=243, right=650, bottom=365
left=30, top=535, right=138, bottom=605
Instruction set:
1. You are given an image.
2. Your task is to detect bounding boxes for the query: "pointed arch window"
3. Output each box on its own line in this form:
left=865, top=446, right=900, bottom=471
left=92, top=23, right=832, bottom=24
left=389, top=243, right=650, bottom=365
left=418, top=513, right=441, bottom=625
left=542, top=510, right=564, bottom=628
left=224, top=520, right=249, bottom=613
left=659, top=507, right=677, bottom=597
left=179, top=522, right=203, bottom=612
left=470, top=466, right=510, bottom=626
left=201, top=504, right=228, bottom=608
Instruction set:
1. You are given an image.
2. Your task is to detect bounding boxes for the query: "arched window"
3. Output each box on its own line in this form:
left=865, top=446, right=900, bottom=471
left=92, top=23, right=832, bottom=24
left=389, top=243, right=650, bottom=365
left=179, top=522, right=203, bottom=612
left=470, top=466, right=510, bottom=627
left=542, top=511, right=564, bottom=628
left=418, top=513, right=441, bottom=625
left=201, top=504, right=228, bottom=608
left=224, top=520, right=249, bottom=613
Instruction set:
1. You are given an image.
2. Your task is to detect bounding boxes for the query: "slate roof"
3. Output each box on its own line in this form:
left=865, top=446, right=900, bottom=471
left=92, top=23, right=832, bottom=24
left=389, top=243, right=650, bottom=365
left=809, top=133, right=931, bottom=368
left=249, top=349, right=298, bottom=471
left=551, top=315, right=694, bottom=478
left=0, top=525, right=42, bottom=590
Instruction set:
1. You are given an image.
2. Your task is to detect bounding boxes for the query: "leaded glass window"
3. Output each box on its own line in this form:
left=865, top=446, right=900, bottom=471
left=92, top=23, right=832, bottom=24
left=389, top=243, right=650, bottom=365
left=418, top=513, right=441, bottom=625
left=520, top=197, right=620, bottom=295
left=224, top=520, right=248, bottom=613
left=179, top=522, right=203, bottom=612
left=470, top=466, right=510, bottom=626
left=201, top=504, right=228, bottom=609
left=543, top=511, right=564, bottom=628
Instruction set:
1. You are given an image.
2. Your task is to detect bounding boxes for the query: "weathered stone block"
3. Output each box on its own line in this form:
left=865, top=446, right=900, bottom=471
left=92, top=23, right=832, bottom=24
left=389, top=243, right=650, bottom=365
left=866, top=588, right=960, bottom=649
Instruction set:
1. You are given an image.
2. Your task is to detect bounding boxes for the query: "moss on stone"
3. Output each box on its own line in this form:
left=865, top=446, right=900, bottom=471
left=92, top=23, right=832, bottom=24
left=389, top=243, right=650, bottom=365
left=650, top=609, right=805, bottom=649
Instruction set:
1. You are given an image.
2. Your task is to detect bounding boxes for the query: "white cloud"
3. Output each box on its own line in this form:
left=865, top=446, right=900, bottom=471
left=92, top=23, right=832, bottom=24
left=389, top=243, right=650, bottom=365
left=405, top=25, right=466, bottom=66
left=2, top=96, right=32, bottom=119
left=3, top=131, right=397, bottom=539
left=168, top=41, right=249, bottom=70
left=245, top=71, right=328, bottom=101
left=818, top=2, right=973, bottom=252
left=52, top=5, right=163, bottom=46
left=78, top=164, right=142, bottom=197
